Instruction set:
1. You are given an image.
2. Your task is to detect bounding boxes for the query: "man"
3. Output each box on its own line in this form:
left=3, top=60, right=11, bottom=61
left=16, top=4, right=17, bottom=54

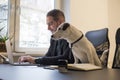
left=18, top=9, right=74, bottom=65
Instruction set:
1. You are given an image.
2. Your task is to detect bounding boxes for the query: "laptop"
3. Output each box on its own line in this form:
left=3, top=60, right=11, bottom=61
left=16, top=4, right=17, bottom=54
left=5, top=39, right=40, bottom=66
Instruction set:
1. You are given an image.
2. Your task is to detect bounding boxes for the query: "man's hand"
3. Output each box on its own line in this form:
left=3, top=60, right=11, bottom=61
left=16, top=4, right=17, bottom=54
left=18, top=55, right=35, bottom=64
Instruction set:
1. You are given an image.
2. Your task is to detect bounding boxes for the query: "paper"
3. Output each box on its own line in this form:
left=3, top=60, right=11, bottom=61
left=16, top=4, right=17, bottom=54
left=67, top=63, right=102, bottom=71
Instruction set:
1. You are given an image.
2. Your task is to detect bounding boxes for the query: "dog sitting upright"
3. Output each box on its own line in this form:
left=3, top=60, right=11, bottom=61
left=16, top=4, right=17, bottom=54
left=52, top=22, right=102, bottom=66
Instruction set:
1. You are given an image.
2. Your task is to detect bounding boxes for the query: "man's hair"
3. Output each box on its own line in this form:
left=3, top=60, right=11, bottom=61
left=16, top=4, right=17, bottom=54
left=47, top=9, right=65, bottom=21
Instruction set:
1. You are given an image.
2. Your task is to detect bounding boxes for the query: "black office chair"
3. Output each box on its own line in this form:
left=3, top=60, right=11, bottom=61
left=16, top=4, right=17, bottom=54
left=112, top=28, right=120, bottom=68
left=85, top=28, right=109, bottom=67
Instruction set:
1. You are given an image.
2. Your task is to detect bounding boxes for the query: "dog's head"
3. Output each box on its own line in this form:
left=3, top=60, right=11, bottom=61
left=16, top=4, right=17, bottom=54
left=51, top=22, right=70, bottom=40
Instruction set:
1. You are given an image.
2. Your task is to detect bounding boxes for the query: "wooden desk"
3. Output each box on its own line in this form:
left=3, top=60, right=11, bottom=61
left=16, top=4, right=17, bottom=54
left=0, top=64, right=120, bottom=80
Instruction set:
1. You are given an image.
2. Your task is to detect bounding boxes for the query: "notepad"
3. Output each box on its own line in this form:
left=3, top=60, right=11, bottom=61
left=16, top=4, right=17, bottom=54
left=44, top=63, right=102, bottom=71
left=67, top=63, right=102, bottom=71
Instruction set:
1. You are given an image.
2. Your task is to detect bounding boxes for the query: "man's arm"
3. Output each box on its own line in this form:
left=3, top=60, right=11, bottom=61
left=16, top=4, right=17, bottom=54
left=35, top=39, right=74, bottom=65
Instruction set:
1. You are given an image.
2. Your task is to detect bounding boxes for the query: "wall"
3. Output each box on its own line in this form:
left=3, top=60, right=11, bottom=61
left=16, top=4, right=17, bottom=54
left=70, top=0, right=108, bottom=33
left=55, top=0, right=71, bottom=22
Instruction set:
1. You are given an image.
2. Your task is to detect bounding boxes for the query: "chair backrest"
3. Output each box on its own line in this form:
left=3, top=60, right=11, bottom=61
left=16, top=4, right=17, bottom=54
left=85, top=28, right=109, bottom=67
left=116, top=28, right=120, bottom=44
left=85, top=28, right=109, bottom=47
left=112, top=28, right=120, bottom=68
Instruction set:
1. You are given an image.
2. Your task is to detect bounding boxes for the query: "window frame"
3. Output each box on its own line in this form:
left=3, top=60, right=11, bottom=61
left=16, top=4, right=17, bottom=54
left=8, top=0, right=70, bottom=55
left=14, top=0, right=55, bottom=54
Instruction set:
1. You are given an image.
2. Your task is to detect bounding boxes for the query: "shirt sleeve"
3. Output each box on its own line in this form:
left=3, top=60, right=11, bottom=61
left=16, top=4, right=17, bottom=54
left=35, top=39, right=74, bottom=65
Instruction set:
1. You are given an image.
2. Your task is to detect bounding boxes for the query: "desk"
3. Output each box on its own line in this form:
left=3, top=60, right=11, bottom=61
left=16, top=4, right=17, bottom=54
left=0, top=64, right=120, bottom=80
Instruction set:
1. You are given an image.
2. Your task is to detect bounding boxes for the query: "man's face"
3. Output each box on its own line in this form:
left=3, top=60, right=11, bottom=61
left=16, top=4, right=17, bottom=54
left=46, top=16, right=59, bottom=34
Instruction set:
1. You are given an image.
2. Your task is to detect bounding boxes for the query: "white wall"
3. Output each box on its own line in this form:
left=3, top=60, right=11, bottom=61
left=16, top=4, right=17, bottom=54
left=70, top=0, right=108, bottom=33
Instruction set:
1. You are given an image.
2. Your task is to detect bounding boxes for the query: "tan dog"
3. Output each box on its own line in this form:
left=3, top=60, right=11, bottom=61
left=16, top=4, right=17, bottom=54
left=52, top=23, right=102, bottom=66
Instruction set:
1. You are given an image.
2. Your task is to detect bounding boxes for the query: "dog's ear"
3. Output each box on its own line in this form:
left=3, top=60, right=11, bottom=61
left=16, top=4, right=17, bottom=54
left=62, top=23, right=70, bottom=31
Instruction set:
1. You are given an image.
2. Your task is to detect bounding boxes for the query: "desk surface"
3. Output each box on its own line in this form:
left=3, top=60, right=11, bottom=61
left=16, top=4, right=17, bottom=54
left=0, top=64, right=120, bottom=80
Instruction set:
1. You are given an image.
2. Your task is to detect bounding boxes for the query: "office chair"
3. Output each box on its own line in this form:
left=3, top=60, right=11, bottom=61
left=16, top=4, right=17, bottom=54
left=85, top=28, right=109, bottom=67
left=112, top=28, right=120, bottom=68
left=85, top=28, right=109, bottom=47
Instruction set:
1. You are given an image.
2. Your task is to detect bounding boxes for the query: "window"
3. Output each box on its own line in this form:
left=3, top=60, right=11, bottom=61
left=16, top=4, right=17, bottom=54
left=15, top=0, right=54, bottom=53
left=0, top=0, right=8, bottom=38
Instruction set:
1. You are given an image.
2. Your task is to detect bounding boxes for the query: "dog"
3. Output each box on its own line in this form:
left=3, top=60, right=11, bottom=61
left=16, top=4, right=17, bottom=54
left=52, top=22, right=102, bottom=66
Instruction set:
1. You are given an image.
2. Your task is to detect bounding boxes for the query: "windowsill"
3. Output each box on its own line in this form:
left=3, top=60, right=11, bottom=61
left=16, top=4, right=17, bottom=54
left=0, top=51, right=45, bottom=57
left=0, top=52, right=25, bottom=56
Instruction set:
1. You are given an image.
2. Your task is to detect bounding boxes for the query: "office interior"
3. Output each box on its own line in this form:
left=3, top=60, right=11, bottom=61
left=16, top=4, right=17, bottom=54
left=0, top=0, right=120, bottom=69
